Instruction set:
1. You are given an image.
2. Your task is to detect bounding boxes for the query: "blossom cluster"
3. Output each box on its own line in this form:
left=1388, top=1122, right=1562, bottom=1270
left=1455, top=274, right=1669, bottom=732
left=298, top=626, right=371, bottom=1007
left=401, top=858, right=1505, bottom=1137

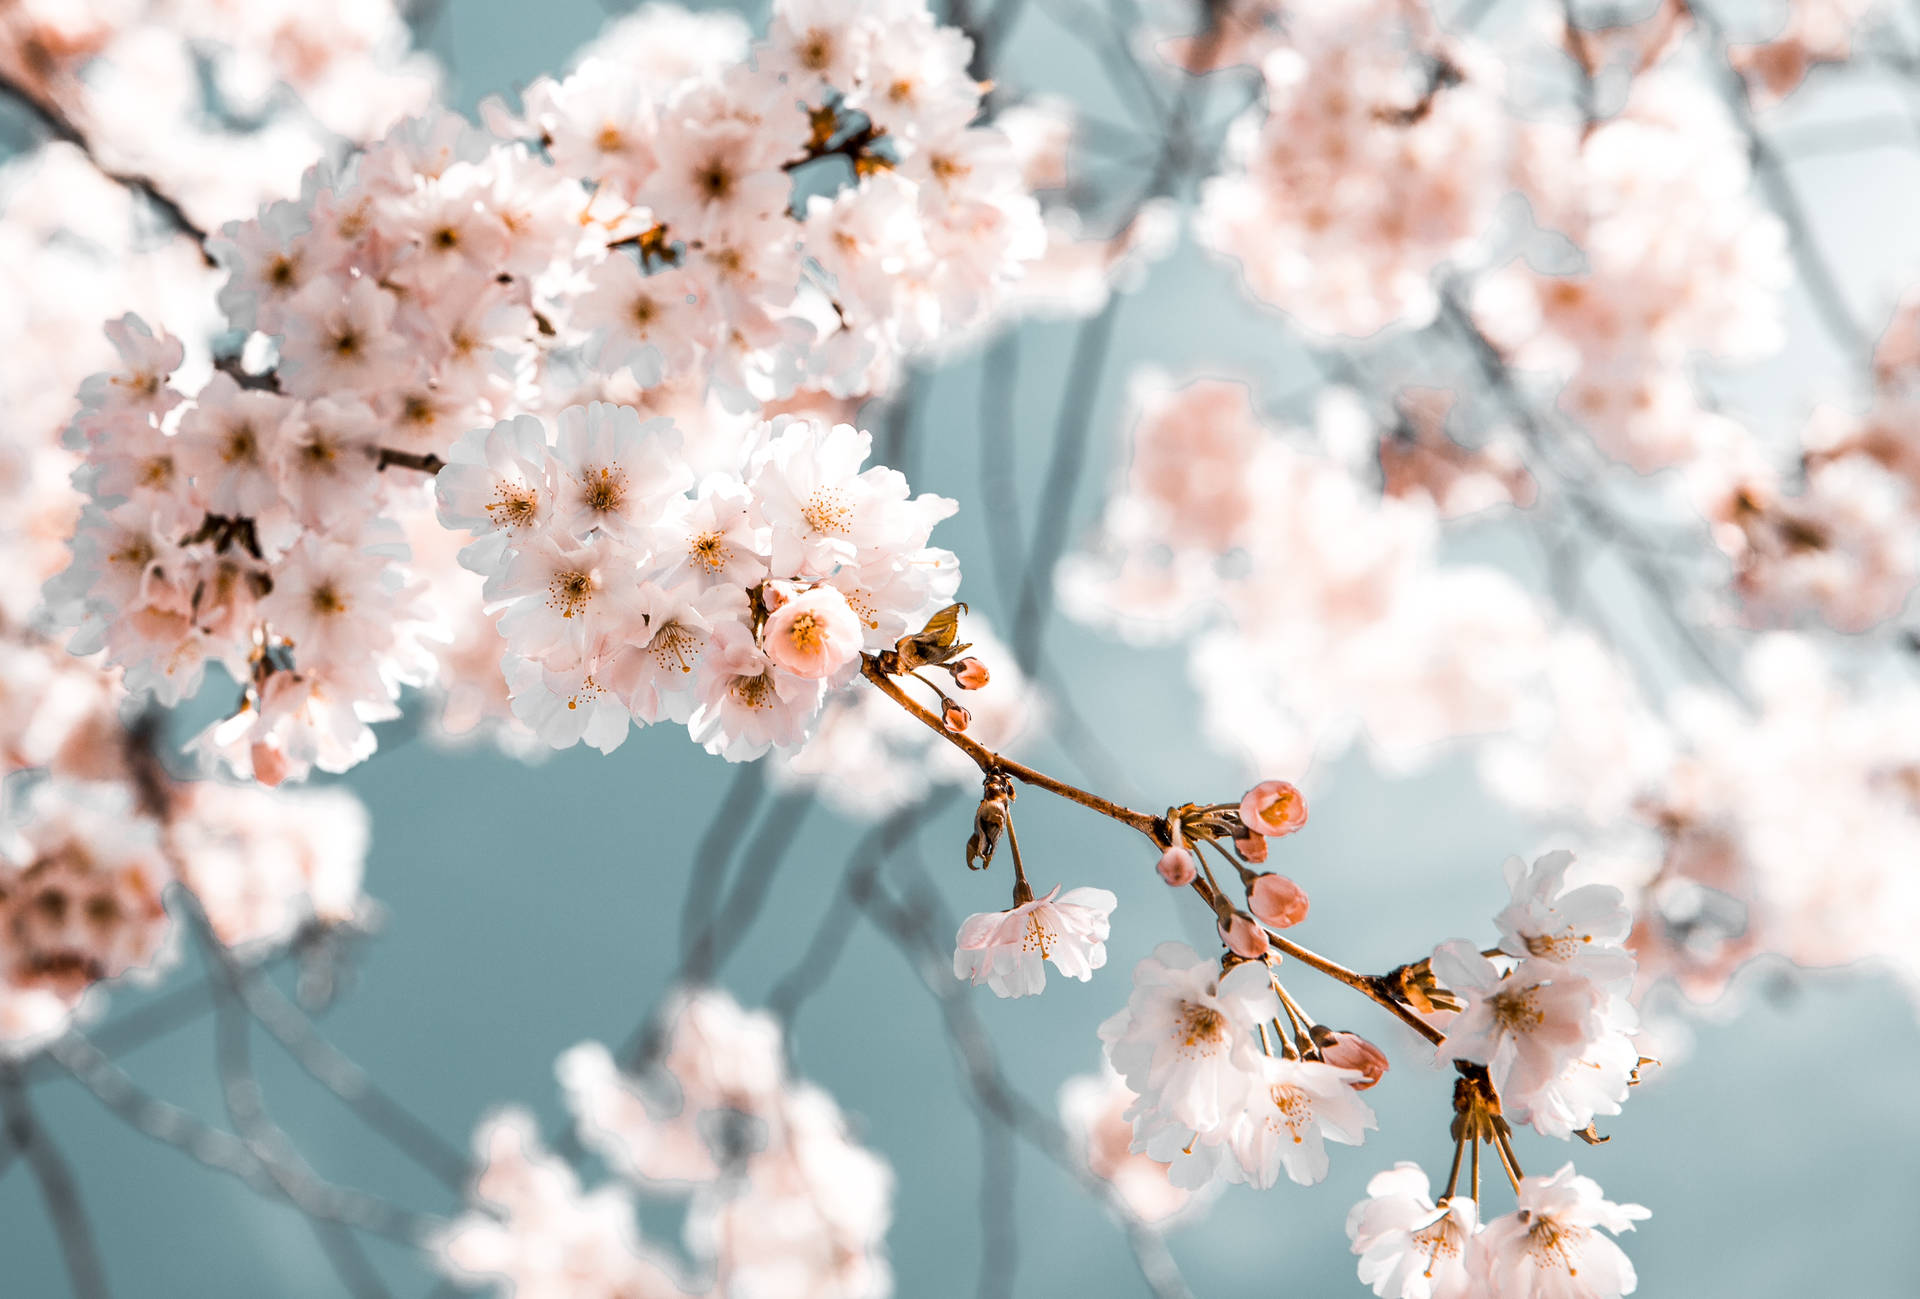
left=1099, top=941, right=1378, bottom=1190
left=438, top=987, right=892, bottom=1299
left=1688, top=287, right=1920, bottom=633
left=1477, top=69, right=1788, bottom=472
left=49, top=0, right=1042, bottom=782
left=1348, top=1162, right=1648, bottom=1299
left=1196, top=0, right=1513, bottom=337
left=0, top=0, right=435, bottom=225
left=1061, top=374, right=1548, bottom=778
left=437, top=406, right=959, bottom=759
left=1433, top=852, right=1641, bottom=1141
left=0, top=770, right=369, bottom=1052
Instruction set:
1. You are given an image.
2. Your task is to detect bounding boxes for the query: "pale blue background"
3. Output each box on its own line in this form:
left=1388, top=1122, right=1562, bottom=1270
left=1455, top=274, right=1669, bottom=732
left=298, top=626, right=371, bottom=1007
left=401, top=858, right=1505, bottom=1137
left=5, top=1, right=1919, bottom=1295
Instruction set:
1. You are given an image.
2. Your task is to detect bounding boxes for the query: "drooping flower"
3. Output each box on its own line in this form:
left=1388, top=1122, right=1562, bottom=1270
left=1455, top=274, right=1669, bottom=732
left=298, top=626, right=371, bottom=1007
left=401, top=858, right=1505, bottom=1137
left=953, top=884, right=1118, bottom=998
left=1222, top=1054, right=1376, bottom=1188
left=1492, top=850, right=1636, bottom=987
left=1346, top=1163, right=1483, bottom=1299
left=1431, top=940, right=1606, bottom=1106
left=1099, top=942, right=1281, bottom=1135
left=1479, top=1164, right=1649, bottom=1299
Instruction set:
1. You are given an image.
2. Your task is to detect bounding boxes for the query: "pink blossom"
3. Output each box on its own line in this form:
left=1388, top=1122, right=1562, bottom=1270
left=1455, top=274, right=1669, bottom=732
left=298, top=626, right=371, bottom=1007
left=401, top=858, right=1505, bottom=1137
left=1347, top=1163, right=1482, bottom=1299
left=763, top=584, right=864, bottom=680
left=1479, top=1164, right=1649, bottom=1299
left=954, top=884, right=1118, bottom=998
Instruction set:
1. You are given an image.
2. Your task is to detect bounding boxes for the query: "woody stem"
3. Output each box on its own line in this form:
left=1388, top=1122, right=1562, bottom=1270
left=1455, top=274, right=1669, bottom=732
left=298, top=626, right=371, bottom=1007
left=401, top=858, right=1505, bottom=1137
left=860, top=652, right=1448, bottom=1046
left=1005, top=817, right=1033, bottom=906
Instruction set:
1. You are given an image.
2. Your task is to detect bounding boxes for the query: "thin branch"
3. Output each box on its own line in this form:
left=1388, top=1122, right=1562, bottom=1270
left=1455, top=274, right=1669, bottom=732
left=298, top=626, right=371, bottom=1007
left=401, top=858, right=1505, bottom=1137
left=979, top=330, right=1029, bottom=617
left=676, top=760, right=768, bottom=964
left=48, top=1035, right=435, bottom=1245
left=0, top=1067, right=112, bottom=1299
left=855, top=869, right=1193, bottom=1299
left=374, top=448, right=447, bottom=476
left=861, top=655, right=1162, bottom=837
left=0, top=71, right=214, bottom=262
left=680, top=791, right=816, bottom=984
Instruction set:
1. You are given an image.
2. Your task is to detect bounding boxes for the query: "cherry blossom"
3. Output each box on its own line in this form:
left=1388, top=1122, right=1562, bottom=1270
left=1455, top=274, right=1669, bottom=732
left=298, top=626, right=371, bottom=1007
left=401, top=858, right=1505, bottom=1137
left=953, top=884, right=1118, bottom=998
left=1222, top=1054, right=1377, bottom=1188
left=1347, top=1163, right=1483, bottom=1299
left=1058, top=1066, right=1210, bottom=1225
left=1099, top=942, right=1281, bottom=1137
left=1479, top=1165, right=1649, bottom=1299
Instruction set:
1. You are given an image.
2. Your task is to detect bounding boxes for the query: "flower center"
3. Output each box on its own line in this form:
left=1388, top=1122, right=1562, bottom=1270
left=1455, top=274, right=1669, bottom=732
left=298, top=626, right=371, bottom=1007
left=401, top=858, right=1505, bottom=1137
left=222, top=423, right=260, bottom=465
left=690, top=531, right=728, bottom=572
left=583, top=465, right=626, bottom=516
left=1267, top=1084, right=1311, bottom=1143
left=802, top=486, right=852, bottom=536
left=649, top=622, right=700, bottom=673
left=733, top=672, right=774, bottom=709
left=548, top=569, right=594, bottom=618
left=309, top=582, right=345, bottom=616
left=1490, top=984, right=1546, bottom=1034
left=1178, top=1001, right=1226, bottom=1048
left=1022, top=910, right=1054, bottom=959
left=786, top=610, right=824, bottom=650
left=486, top=486, right=540, bottom=528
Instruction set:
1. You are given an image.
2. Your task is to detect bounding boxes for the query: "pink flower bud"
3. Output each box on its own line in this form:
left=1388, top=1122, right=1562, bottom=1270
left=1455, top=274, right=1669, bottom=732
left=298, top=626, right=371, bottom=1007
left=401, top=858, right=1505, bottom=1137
left=1247, top=873, right=1309, bottom=929
left=942, top=700, right=971, bottom=732
left=1239, top=779, right=1307, bottom=838
left=951, top=657, right=990, bottom=690
left=1319, top=1030, right=1389, bottom=1090
left=251, top=740, right=290, bottom=788
left=1217, top=911, right=1270, bottom=959
left=1156, top=845, right=1197, bottom=887
left=1232, top=832, right=1268, bottom=864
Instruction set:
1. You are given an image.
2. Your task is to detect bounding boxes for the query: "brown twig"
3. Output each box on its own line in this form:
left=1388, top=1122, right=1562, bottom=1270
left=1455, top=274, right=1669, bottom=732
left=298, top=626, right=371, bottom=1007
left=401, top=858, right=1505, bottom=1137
left=860, top=653, right=1448, bottom=1044
left=374, top=448, right=447, bottom=475
left=0, top=71, right=216, bottom=264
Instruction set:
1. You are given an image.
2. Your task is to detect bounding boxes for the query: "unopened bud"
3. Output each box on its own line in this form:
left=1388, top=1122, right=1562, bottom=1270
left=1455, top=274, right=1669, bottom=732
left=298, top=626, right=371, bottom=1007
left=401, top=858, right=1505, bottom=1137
left=1239, top=779, right=1307, bottom=838
left=942, top=699, right=971, bottom=732
left=950, top=657, right=989, bottom=690
left=1217, top=911, right=1270, bottom=959
left=1232, top=832, right=1268, bottom=864
left=1247, top=873, right=1309, bottom=929
left=760, top=579, right=798, bottom=612
left=1315, top=1028, right=1389, bottom=1089
left=251, top=740, right=290, bottom=788
left=1156, top=845, right=1198, bottom=887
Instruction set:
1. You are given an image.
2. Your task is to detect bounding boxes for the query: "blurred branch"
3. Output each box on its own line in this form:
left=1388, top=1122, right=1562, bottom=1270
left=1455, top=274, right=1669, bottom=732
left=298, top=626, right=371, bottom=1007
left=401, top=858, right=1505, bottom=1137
left=854, top=867, right=1194, bottom=1299
left=679, top=791, right=816, bottom=985
left=676, top=759, right=767, bottom=960
left=1432, top=287, right=1747, bottom=698
left=0, top=72, right=215, bottom=263
left=766, top=789, right=958, bottom=1024
left=208, top=963, right=397, bottom=1299
left=1684, top=0, right=1874, bottom=363
left=1011, top=9, right=1225, bottom=672
left=979, top=329, right=1028, bottom=616
left=0, top=1066, right=112, bottom=1299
